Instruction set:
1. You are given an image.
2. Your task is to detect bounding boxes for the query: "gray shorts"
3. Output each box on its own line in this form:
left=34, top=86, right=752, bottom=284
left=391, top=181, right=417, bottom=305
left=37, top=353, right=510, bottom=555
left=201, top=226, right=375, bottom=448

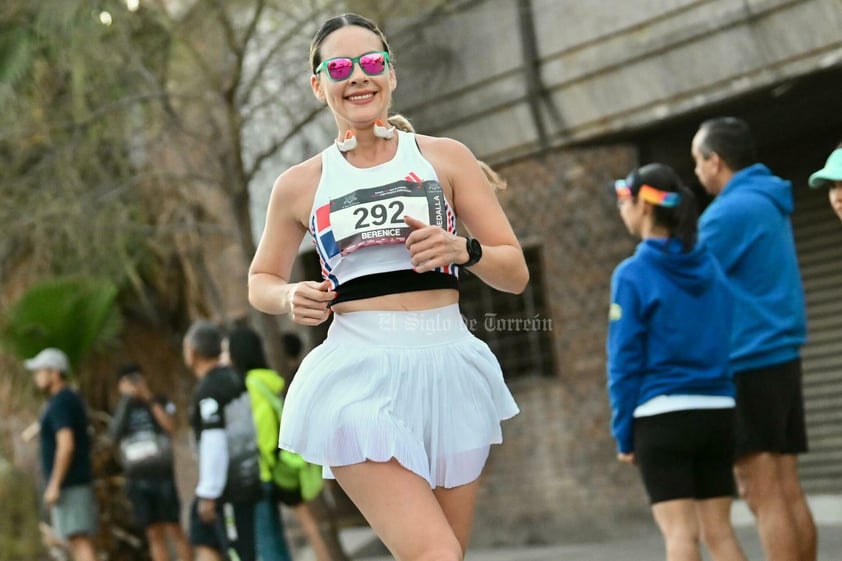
left=51, top=484, right=98, bottom=539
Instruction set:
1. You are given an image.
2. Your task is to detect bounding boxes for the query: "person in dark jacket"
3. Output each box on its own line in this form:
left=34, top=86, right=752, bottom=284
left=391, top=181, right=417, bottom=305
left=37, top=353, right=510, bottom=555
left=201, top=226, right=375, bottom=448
left=109, top=363, right=191, bottom=561
left=184, top=320, right=257, bottom=561
left=608, top=163, right=747, bottom=561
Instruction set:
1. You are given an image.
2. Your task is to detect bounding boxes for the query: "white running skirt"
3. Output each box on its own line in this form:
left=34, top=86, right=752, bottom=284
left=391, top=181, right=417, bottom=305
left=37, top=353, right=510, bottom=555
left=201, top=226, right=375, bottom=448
left=278, top=304, right=519, bottom=488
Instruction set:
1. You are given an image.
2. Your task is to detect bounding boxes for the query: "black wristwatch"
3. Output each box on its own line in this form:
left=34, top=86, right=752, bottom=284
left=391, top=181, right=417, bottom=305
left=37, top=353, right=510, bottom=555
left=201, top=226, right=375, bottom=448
left=460, top=236, right=483, bottom=267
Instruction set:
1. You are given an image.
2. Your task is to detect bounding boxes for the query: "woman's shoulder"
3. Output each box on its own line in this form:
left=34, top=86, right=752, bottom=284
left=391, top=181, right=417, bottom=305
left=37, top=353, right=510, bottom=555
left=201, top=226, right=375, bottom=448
left=612, top=253, right=646, bottom=284
left=414, top=134, right=472, bottom=158
left=413, top=135, right=477, bottom=186
left=270, top=153, right=324, bottom=210
left=274, top=153, right=323, bottom=192
left=267, top=154, right=324, bottom=223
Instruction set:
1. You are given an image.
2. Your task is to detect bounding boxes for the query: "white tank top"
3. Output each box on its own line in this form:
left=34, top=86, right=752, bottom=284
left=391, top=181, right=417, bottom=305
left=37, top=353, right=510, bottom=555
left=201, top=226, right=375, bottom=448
left=308, top=130, right=458, bottom=289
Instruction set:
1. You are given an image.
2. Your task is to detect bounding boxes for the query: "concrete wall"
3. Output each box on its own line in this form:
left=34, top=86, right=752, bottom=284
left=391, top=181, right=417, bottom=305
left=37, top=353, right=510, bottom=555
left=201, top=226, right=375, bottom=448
left=392, top=0, right=842, bottom=163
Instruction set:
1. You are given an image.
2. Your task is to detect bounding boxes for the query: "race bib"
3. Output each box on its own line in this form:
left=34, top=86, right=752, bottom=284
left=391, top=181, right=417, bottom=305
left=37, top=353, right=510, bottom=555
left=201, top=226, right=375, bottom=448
left=330, top=180, right=446, bottom=255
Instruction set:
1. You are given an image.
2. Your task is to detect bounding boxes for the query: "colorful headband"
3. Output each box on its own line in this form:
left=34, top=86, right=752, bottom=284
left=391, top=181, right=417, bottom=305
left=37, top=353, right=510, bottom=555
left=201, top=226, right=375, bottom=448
left=614, top=180, right=632, bottom=199
left=614, top=180, right=681, bottom=207
left=638, top=184, right=681, bottom=207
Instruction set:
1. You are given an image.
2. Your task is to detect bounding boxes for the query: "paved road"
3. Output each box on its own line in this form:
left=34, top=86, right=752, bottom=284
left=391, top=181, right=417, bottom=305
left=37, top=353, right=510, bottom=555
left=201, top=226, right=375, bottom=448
left=342, top=525, right=841, bottom=561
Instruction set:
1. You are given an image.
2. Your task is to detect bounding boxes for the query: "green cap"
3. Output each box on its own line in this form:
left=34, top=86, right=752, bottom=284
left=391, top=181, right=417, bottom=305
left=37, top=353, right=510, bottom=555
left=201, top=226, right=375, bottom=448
left=809, top=148, right=842, bottom=188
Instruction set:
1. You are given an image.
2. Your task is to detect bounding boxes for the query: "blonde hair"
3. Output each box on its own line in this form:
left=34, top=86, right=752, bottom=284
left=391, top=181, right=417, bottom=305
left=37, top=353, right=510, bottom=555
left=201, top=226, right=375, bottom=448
left=478, top=160, right=507, bottom=192
left=387, top=114, right=507, bottom=192
left=387, top=114, right=414, bottom=133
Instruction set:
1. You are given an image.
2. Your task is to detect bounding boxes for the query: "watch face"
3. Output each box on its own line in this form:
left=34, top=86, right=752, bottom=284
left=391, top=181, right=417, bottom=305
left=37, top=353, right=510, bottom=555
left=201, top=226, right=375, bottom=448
left=465, top=237, right=482, bottom=266
left=469, top=238, right=481, bottom=257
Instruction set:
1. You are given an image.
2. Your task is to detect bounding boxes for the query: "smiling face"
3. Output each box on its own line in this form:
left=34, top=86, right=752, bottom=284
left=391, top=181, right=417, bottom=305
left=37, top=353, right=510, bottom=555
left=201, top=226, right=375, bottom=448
left=310, top=25, right=396, bottom=132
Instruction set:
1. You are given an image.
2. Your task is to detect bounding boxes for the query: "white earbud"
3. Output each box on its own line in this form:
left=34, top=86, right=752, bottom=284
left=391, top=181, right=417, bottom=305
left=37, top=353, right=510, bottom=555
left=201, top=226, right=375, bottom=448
left=373, top=119, right=395, bottom=139
left=336, top=120, right=396, bottom=152
left=336, top=130, right=358, bottom=152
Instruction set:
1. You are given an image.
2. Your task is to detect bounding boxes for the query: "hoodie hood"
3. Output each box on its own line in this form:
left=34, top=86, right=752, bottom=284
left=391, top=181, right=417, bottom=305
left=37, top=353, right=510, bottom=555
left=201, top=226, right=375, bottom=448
left=637, top=238, right=716, bottom=295
left=721, top=163, right=793, bottom=216
left=247, top=368, right=285, bottom=393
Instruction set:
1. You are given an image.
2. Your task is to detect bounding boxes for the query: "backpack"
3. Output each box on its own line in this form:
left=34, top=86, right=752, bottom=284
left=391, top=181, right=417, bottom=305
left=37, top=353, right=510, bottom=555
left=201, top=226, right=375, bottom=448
left=220, top=388, right=262, bottom=503
left=246, top=376, right=323, bottom=506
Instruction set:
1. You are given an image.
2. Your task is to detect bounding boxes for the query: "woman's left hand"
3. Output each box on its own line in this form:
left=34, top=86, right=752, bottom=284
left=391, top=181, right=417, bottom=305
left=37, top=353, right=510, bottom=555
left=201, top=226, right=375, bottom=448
left=404, top=215, right=466, bottom=272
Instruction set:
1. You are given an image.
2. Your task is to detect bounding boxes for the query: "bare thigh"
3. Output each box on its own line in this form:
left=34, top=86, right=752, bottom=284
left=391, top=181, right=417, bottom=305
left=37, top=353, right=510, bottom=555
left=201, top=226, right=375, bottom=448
left=694, top=497, right=734, bottom=535
left=651, top=499, right=699, bottom=541
left=734, top=452, right=781, bottom=505
left=433, top=480, right=480, bottom=553
left=333, top=459, right=464, bottom=561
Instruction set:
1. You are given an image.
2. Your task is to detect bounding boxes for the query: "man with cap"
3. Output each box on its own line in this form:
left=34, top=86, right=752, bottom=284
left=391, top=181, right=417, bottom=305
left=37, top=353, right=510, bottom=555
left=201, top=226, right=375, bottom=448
left=109, top=363, right=192, bottom=561
left=808, top=143, right=842, bottom=222
left=25, top=348, right=98, bottom=561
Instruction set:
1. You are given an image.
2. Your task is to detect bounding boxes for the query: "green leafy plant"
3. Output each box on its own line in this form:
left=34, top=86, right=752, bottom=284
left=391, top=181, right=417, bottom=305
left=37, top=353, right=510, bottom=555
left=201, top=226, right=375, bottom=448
left=0, top=276, right=122, bottom=373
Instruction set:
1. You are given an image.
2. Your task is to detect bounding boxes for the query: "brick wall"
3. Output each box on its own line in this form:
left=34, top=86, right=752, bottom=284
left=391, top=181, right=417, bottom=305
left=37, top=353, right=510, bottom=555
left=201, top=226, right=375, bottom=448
left=471, top=144, right=656, bottom=546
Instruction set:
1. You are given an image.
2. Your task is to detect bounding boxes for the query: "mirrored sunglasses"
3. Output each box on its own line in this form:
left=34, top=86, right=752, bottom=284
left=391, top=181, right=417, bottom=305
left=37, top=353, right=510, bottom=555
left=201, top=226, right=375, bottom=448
left=316, top=51, right=390, bottom=82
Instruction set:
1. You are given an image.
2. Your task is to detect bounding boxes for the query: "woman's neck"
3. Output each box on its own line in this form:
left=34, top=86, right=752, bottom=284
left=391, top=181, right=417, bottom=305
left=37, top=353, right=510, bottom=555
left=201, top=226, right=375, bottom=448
left=341, top=133, right=397, bottom=166
left=641, top=221, right=669, bottom=240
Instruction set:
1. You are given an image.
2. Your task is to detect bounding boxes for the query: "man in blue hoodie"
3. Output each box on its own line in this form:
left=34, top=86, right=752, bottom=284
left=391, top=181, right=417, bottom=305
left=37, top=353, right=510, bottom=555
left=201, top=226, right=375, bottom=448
left=692, top=117, right=816, bottom=561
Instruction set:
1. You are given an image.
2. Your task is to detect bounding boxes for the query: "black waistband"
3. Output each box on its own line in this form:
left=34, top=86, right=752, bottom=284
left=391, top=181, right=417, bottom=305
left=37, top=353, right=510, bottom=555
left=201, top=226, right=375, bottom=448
left=331, top=270, right=459, bottom=306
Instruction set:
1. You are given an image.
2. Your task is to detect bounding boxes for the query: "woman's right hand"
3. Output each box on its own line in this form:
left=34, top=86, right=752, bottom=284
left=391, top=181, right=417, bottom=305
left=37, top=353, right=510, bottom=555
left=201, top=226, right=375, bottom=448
left=288, top=280, right=337, bottom=325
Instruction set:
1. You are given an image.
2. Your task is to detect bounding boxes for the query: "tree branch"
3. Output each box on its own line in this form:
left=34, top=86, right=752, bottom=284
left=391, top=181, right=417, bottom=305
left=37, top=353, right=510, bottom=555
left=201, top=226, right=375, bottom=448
left=244, top=104, right=324, bottom=182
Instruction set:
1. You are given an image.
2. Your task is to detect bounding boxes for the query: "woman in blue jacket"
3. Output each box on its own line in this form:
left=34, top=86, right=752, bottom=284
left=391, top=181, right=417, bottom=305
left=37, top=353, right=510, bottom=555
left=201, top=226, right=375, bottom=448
left=607, top=163, right=747, bottom=561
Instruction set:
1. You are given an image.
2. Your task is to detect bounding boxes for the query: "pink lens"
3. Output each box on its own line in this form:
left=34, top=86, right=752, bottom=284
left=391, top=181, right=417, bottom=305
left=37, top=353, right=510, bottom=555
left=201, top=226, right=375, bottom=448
left=359, top=53, right=386, bottom=75
left=326, top=58, right=354, bottom=80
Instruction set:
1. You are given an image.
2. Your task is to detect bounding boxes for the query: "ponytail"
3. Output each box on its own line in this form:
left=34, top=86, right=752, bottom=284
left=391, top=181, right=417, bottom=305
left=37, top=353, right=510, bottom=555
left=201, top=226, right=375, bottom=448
left=652, top=185, right=698, bottom=252
left=387, top=113, right=414, bottom=133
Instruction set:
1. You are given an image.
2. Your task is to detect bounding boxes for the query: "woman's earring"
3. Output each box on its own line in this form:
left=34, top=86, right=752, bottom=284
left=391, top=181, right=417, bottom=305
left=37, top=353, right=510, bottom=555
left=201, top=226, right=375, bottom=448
left=336, top=130, right=357, bottom=152
left=373, top=119, right=395, bottom=139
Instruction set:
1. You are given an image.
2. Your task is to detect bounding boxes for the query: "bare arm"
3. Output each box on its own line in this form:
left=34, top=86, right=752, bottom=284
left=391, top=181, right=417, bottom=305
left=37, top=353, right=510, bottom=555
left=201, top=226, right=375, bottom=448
left=148, top=401, right=175, bottom=435
left=49, top=428, right=75, bottom=489
left=108, top=395, right=131, bottom=440
left=248, top=160, right=336, bottom=324
left=410, top=136, right=529, bottom=294
left=134, top=380, right=176, bottom=435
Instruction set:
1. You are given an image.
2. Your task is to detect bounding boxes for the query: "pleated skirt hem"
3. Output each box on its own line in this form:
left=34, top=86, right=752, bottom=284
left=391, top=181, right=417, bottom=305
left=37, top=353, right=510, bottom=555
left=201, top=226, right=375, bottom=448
left=278, top=304, right=519, bottom=488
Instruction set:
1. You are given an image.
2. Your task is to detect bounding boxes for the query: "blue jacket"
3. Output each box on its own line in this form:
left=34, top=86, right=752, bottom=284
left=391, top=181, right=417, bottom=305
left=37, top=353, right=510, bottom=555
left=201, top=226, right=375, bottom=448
left=698, top=164, right=806, bottom=372
left=607, top=238, right=735, bottom=454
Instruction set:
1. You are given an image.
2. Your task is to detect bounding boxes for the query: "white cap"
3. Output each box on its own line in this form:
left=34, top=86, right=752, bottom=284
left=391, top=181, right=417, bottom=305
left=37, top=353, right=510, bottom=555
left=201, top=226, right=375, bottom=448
left=24, top=348, right=70, bottom=372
